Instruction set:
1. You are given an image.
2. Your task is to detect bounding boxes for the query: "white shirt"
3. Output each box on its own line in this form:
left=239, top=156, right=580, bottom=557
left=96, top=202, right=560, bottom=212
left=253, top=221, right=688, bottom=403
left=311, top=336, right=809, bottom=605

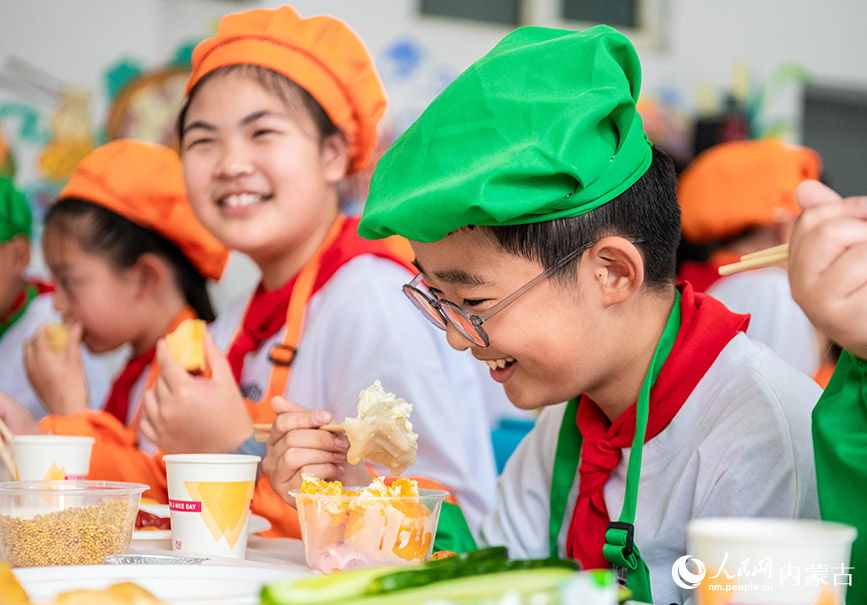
left=0, top=294, right=111, bottom=419
left=479, top=333, right=820, bottom=605
left=707, top=268, right=820, bottom=377
left=211, top=255, right=505, bottom=531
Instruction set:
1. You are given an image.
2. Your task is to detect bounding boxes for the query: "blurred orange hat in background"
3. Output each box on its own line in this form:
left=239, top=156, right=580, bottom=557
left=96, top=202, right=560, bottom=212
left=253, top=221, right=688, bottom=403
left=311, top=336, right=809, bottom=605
left=186, top=5, right=387, bottom=174
left=678, top=139, right=822, bottom=243
left=59, top=139, right=229, bottom=280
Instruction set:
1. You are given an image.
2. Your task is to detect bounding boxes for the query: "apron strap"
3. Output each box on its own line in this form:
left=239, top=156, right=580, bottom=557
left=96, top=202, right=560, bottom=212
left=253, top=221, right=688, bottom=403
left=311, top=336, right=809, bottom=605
left=549, top=290, right=682, bottom=603
left=227, top=215, right=346, bottom=405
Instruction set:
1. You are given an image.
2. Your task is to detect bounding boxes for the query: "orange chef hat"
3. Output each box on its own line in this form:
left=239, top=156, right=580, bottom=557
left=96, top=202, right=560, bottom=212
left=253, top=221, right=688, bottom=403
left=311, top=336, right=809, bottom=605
left=678, top=139, right=822, bottom=243
left=186, top=5, right=387, bottom=174
left=59, top=140, right=229, bottom=280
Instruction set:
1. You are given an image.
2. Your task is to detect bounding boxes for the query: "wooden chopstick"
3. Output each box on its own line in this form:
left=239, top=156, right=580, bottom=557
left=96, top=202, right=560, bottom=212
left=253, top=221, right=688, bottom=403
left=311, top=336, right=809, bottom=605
left=717, top=244, right=790, bottom=276
left=251, top=422, right=345, bottom=442
left=0, top=418, right=16, bottom=477
left=737, top=243, right=789, bottom=262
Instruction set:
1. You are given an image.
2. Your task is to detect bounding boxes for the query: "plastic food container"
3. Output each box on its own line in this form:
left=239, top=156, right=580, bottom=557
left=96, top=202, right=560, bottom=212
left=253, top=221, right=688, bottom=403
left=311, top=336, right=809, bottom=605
left=0, top=480, right=148, bottom=567
left=290, top=488, right=448, bottom=573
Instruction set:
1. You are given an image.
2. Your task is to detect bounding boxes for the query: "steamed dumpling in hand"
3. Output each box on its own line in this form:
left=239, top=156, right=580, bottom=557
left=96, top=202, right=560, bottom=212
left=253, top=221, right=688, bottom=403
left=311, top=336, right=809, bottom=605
left=342, top=381, right=419, bottom=476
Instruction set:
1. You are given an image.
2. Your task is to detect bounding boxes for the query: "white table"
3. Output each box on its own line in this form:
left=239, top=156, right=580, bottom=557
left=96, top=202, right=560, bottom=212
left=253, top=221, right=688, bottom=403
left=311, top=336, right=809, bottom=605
left=130, top=534, right=313, bottom=574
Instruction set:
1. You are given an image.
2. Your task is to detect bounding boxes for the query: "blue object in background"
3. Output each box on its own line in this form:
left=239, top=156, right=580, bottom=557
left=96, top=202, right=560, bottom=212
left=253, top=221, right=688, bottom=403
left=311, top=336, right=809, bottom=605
left=490, top=417, right=536, bottom=474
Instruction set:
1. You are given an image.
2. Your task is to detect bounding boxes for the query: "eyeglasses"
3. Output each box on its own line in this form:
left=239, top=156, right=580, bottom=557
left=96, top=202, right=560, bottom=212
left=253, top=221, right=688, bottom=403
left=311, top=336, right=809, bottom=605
left=403, top=242, right=594, bottom=348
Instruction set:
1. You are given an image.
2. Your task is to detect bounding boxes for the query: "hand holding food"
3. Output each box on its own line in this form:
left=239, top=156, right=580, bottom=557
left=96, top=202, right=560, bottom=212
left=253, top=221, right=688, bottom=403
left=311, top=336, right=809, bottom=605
left=341, top=381, right=419, bottom=476
left=140, top=335, right=251, bottom=454
left=262, top=397, right=364, bottom=501
left=164, top=318, right=207, bottom=375
left=22, top=323, right=88, bottom=416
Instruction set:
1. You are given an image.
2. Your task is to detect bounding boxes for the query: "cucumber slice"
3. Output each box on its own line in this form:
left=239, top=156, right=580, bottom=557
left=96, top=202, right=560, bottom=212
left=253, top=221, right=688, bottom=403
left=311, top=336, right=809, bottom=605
left=341, top=567, right=577, bottom=604
left=371, top=557, right=578, bottom=595
left=261, top=565, right=403, bottom=605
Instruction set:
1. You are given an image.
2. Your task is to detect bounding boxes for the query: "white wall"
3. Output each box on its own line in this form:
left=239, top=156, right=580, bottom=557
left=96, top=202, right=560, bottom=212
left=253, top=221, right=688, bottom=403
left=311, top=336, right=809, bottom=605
left=2, top=0, right=866, bottom=305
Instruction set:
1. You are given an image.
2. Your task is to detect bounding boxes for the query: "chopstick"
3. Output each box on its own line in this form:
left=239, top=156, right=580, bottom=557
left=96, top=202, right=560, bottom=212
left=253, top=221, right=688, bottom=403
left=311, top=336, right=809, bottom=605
left=251, top=422, right=345, bottom=442
left=0, top=418, right=16, bottom=477
left=717, top=243, right=789, bottom=276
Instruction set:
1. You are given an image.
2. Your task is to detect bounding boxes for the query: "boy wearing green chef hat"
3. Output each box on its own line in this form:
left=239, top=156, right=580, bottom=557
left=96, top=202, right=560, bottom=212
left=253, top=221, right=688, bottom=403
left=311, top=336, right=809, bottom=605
left=358, top=25, right=820, bottom=603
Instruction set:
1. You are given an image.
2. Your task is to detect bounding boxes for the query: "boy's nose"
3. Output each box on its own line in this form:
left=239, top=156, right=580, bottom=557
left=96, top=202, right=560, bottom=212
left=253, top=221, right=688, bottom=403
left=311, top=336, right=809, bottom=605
left=445, top=322, right=473, bottom=352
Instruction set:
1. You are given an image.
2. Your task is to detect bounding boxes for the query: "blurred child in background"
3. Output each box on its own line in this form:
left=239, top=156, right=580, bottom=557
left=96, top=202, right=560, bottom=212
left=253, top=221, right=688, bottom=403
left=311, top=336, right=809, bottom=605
left=676, top=139, right=829, bottom=379
left=0, top=176, right=108, bottom=419
left=0, top=140, right=228, bottom=502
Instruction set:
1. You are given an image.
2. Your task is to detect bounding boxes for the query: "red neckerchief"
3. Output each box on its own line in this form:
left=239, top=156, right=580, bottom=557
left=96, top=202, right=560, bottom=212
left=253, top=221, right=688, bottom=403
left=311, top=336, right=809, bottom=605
left=676, top=251, right=741, bottom=293
left=565, top=282, right=749, bottom=569
left=0, top=280, right=54, bottom=325
left=226, top=215, right=414, bottom=383
left=102, top=348, right=156, bottom=424
left=102, top=306, right=197, bottom=425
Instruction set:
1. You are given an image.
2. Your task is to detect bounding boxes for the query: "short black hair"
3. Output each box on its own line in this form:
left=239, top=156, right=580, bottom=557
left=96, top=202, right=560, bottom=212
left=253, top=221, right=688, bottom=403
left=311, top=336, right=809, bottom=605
left=44, top=199, right=217, bottom=321
left=473, top=146, right=680, bottom=291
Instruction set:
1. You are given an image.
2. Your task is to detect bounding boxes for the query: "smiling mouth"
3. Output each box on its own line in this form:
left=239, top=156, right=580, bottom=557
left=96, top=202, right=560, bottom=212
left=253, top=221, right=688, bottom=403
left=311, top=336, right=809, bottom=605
left=218, top=193, right=270, bottom=208
left=484, top=357, right=515, bottom=370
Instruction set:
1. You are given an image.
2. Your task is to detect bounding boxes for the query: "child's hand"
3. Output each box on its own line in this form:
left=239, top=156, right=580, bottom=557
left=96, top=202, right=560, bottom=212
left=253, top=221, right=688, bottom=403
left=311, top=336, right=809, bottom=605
left=0, top=390, right=41, bottom=435
left=262, top=396, right=365, bottom=506
left=22, top=323, right=88, bottom=416
left=140, top=332, right=252, bottom=453
left=789, top=180, right=867, bottom=358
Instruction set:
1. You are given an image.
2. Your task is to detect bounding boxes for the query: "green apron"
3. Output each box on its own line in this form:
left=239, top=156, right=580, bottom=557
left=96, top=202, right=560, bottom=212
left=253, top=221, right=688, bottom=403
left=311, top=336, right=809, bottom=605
left=548, top=291, right=682, bottom=603
left=813, top=349, right=867, bottom=605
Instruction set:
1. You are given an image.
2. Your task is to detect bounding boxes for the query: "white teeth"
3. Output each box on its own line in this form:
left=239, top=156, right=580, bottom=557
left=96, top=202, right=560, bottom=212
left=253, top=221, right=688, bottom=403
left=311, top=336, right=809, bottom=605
left=485, top=358, right=515, bottom=370
left=223, top=193, right=262, bottom=207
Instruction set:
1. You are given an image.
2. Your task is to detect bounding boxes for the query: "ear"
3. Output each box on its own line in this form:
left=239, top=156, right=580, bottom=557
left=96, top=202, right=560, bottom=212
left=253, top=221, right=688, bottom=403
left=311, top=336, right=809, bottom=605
left=131, top=253, right=170, bottom=299
left=321, top=130, right=351, bottom=184
left=7, top=235, right=31, bottom=273
left=585, top=236, right=645, bottom=306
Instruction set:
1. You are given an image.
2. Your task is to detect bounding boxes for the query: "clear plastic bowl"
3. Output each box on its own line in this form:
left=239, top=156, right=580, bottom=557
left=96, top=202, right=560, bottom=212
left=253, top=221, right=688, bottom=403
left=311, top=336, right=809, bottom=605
left=290, top=488, right=448, bottom=573
left=0, top=480, right=148, bottom=567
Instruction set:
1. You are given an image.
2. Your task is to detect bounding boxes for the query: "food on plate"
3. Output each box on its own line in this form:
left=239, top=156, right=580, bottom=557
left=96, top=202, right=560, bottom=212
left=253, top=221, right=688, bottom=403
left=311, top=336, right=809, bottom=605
left=44, top=323, right=69, bottom=354
left=134, top=508, right=170, bottom=531
left=0, top=563, right=165, bottom=604
left=260, top=546, right=586, bottom=605
left=0, top=499, right=136, bottom=567
left=295, top=475, right=441, bottom=572
left=429, top=550, right=457, bottom=561
left=164, top=318, right=207, bottom=374
left=342, top=381, right=418, bottom=476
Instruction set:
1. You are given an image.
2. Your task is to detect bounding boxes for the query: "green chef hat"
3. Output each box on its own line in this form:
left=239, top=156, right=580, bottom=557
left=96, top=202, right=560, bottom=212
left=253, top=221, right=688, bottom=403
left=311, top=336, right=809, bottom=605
left=359, top=25, right=652, bottom=242
left=0, top=176, right=32, bottom=243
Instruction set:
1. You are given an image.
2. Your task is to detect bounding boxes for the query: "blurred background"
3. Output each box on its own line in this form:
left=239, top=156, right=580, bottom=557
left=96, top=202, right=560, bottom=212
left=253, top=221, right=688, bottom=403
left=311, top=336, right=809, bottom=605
left=1, top=0, right=865, bottom=312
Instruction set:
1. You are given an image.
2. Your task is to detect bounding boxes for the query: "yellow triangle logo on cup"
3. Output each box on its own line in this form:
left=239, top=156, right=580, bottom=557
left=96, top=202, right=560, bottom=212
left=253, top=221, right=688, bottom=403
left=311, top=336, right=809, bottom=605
left=42, top=462, right=67, bottom=481
left=183, top=480, right=254, bottom=549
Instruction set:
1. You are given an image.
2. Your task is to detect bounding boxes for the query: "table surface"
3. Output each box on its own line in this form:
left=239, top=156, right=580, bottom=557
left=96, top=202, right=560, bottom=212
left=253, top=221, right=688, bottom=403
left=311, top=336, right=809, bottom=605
left=130, top=534, right=313, bottom=574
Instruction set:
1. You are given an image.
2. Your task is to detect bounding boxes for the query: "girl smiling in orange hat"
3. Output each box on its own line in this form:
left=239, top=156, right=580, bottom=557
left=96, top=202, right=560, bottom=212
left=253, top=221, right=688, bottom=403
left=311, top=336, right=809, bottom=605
left=141, top=5, right=500, bottom=543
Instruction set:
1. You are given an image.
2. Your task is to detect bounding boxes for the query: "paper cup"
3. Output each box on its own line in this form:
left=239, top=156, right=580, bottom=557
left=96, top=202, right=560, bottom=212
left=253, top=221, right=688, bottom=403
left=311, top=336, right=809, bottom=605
left=163, top=454, right=259, bottom=560
left=687, top=518, right=857, bottom=604
left=12, top=435, right=94, bottom=481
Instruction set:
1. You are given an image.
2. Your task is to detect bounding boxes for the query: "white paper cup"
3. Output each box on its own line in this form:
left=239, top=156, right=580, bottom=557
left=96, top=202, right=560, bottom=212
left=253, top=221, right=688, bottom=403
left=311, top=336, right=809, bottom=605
left=163, top=454, right=259, bottom=560
left=686, top=518, right=857, bottom=604
left=12, top=435, right=94, bottom=481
